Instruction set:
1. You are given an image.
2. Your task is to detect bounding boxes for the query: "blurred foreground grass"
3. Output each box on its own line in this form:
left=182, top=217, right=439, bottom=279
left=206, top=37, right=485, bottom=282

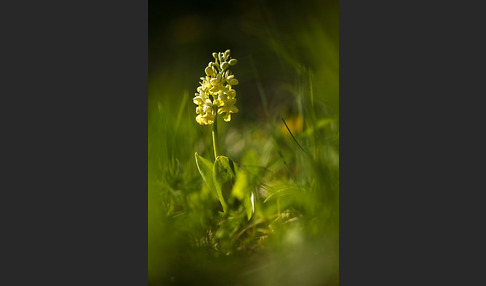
left=149, top=1, right=338, bottom=285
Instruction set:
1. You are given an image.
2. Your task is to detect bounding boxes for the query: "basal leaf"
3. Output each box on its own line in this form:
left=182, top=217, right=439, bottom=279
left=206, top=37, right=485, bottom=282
left=213, top=155, right=237, bottom=213
left=195, top=152, right=217, bottom=199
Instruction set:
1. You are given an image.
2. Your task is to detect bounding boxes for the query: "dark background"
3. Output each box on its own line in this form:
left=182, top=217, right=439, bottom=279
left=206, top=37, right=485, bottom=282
left=149, top=0, right=338, bottom=123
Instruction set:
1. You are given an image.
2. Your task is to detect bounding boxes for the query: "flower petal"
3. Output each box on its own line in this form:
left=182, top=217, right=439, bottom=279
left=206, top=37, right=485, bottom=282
left=229, top=106, right=238, bottom=113
left=226, top=89, right=236, bottom=98
left=193, top=96, right=204, bottom=105
left=223, top=113, right=231, bottom=122
left=228, top=78, right=239, bottom=85
left=196, top=115, right=204, bottom=125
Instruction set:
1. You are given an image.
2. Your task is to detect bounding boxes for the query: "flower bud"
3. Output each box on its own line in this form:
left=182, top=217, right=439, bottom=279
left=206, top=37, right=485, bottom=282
left=205, top=66, right=214, bottom=76
left=228, top=78, right=239, bottom=85
left=226, top=89, right=236, bottom=98
left=212, top=52, right=218, bottom=60
left=228, top=59, right=238, bottom=65
left=220, top=61, right=228, bottom=70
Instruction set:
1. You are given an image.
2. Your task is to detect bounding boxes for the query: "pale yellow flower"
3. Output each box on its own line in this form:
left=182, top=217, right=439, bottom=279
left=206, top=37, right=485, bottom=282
left=193, top=50, right=239, bottom=125
left=217, top=97, right=238, bottom=122
left=195, top=98, right=216, bottom=125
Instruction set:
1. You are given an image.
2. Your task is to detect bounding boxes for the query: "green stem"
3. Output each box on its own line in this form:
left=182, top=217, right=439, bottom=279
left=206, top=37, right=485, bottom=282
left=212, top=113, right=220, bottom=160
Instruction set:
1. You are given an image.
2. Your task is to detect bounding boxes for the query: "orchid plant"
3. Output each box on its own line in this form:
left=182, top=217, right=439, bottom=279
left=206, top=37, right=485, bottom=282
left=193, top=50, right=254, bottom=220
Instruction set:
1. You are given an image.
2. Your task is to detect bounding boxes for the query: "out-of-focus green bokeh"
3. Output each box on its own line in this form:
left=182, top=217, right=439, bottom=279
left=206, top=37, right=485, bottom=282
left=149, top=0, right=338, bottom=285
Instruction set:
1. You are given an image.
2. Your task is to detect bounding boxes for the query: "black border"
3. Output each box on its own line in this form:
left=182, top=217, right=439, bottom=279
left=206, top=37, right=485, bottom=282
left=2, top=0, right=147, bottom=284
left=340, top=0, right=485, bottom=284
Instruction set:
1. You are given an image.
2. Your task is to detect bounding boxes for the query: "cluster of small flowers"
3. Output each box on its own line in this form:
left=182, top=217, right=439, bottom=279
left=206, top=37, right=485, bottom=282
left=193, top=49, right=239, bottom=125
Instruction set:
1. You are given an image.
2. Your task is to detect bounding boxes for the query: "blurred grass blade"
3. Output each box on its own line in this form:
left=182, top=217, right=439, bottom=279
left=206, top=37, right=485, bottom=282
left=243, top=192, right=254, bottom=221
left=174, top=91, right=189, bottom=130
left=282, top=118, right=307, bottom=154
left=233, top=169, right=254, bottom=220
left=249, top=56, right=269, bottom=120
left=302, top=118, right=335, bottom=137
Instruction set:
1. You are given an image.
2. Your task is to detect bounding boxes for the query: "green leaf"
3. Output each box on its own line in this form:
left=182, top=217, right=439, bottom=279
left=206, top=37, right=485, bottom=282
left=232, top=169, right=254, bottom=221
left=195, top=152, right=217, bottom=199
left=232, top=169, right=247, bottom=201
left=213, top=155, right=237, bottom=213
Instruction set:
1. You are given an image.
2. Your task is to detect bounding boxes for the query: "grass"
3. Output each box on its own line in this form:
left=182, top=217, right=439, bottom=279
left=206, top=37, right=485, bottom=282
left=149, top=1, right=338, bottom=285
